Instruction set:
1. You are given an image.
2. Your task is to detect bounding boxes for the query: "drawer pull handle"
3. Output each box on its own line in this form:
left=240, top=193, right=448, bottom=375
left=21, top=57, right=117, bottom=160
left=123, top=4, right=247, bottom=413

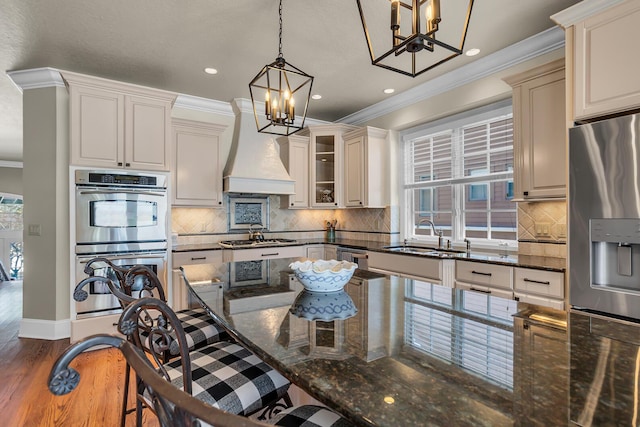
left=523, top=278, right=550, bottom=285
left=262, top=253, right=279, bottom=257
left=470, top=287, right=491, bottom=294
left=191, top=256, right=207, bottom=261
left=471, top=270, right=492, bottom=277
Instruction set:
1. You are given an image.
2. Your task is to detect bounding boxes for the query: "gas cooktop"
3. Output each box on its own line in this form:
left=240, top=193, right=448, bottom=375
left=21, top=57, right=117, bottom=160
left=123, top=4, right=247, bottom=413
left=218, top=238, right=298, bottom=248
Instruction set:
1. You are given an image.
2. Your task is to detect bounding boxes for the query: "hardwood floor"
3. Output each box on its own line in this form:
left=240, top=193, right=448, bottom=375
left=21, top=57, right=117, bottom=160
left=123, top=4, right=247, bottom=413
left=0, top=280, right=159, bottom=426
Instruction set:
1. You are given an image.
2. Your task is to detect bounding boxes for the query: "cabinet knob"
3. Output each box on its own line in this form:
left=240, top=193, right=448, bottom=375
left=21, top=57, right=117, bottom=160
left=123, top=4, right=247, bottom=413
left=334, top=202, right=338, bottom=206
left=219, top=201, right=222, bottom=205
left=523, top=191, right=529, bottom=196
left=291, top=203, right=294, bottom=206
left=117, top=162, right=123, bottom=166
left=359, top=201, right=362, bottom=205
left=125, top=163, right=131, bottom=167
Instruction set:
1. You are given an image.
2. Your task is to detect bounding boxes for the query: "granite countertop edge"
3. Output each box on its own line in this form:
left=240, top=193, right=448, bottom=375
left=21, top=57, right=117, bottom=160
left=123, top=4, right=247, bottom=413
left=173, top=238, right=566, bottom=272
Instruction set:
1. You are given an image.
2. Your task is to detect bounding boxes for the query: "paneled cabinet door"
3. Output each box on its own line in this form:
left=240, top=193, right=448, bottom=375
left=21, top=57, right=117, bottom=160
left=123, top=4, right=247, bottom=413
left=69, top=85, right=124, bottom=169
left=344, top=135, right=365, bottom=207
left=505, top=59, right=566, bottom=199
left=125, top=95, right=172, bottom=171
left=343, top=126, right=388, bottom=208
left=66, top=72, right=176, bottom=171
left=573, top=0, right=640, bottom=120
left=278, top=135, right=309, bottom=208
left=172, top=119, right=227, bottom=207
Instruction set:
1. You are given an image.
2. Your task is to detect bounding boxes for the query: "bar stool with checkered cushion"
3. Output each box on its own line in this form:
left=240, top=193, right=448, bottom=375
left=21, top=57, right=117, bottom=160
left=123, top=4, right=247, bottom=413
left=119, top=297, right=293, bottom=425
left=74, top=262, right=230, bottom=427
left=49, top=334, right=353, bottom=427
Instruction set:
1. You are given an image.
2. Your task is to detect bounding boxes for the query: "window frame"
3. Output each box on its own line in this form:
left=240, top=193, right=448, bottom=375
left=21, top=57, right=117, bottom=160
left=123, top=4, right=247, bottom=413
left=400, top=100, right=516, bottom=251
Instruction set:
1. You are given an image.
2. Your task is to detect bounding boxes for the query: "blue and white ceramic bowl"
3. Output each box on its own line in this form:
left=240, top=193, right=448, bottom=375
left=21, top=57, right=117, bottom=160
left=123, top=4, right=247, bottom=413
left=290, top=289, right=358, bottom=321
left=289, top=259, right=357, bottom=293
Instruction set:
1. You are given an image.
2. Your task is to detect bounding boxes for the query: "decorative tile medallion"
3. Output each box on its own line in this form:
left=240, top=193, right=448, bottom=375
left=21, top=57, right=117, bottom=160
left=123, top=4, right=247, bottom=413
left=227, top=195, right=269, bottom=231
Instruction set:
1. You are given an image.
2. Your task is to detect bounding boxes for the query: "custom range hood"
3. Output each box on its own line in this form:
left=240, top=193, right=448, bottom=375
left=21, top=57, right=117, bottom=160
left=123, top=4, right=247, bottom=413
left=223, top=98, right=295, bottom=195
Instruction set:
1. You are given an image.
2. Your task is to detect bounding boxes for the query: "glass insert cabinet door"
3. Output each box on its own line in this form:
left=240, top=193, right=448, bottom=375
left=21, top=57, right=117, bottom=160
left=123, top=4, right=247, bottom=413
left=312, top=133, right=339, bottom=207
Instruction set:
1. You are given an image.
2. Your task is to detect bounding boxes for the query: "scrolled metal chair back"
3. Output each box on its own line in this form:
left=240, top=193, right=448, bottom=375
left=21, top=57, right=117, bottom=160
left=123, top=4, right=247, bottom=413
left=117, top=297, right=193, bottom=391
left=48, top=334, right=271, bottom=427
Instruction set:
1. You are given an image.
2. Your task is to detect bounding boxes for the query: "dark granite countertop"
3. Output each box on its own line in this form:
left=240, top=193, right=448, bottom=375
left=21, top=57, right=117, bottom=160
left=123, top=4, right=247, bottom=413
left=185, top=257, right=640, bottom=426
left=174, top=238, right=565, bottom=272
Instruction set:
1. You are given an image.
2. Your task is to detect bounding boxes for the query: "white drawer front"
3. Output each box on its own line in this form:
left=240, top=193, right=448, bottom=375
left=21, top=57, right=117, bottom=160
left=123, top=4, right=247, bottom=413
left=456, top=261, right=513, bottom=290
left=455, top=281, right=514, bottom=300
left=514, top=292, right=564, bottom=310
left=514, top=268, right=564, bottom=299
left=173, top=250, right=221, bottom=266
left=223, top=245, right=305, bottom=262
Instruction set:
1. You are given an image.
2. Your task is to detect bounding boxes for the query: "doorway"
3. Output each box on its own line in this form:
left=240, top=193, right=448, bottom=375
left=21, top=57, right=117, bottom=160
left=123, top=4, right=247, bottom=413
left=0, top=194, right=23, bottom=281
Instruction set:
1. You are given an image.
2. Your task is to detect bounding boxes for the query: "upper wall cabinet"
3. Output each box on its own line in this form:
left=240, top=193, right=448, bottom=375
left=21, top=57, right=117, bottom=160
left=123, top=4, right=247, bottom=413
left=63, top=72, right=176, bottom=171
left=343, top=126, right=389, bottom=208
left=278, top=134, right=310, bottom=208
left=554, top=0, right=640, bottom=120
left=504, top=59, right=567, bottom=200
left=574, top=0, right=640, bottom=120
left=172, top=119, right=228, bottom=207
left=308, top=124, right=357, bottom=208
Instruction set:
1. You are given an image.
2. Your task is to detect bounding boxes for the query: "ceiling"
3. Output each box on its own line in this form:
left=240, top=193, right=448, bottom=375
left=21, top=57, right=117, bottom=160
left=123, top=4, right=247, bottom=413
left=1, top=0, right=580, bottom=162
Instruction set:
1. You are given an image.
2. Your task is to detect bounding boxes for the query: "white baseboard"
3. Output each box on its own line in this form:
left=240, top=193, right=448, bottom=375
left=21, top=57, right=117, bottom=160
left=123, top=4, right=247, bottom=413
left=19, top=318, right=71, bottom=340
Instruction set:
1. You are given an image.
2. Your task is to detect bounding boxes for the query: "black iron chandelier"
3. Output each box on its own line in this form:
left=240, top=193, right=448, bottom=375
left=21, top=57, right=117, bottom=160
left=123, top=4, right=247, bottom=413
left=356, top=0, right=474, bottom=77
left=249, top=0, right=314, bottom=136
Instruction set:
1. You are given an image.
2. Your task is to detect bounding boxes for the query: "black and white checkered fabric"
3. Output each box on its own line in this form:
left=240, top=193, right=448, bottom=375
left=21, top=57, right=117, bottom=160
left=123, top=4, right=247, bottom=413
left=163, top=341, right=291, bottom=416
left=140, top=307, right=230, bottom=356
left=171, top=307, right=231, bottom=354
left=268, top=405, right=354, bottom=427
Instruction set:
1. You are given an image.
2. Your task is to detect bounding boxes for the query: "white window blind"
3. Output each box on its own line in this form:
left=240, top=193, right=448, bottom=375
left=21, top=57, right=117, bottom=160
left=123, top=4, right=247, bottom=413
left=402, top=102, right=517, bottom=246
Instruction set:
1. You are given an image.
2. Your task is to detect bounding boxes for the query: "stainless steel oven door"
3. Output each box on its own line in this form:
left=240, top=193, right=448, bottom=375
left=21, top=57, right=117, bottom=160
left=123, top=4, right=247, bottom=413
left=75, top=186, right=168, bottom=249
left=74, top=251, right=167, bottom=319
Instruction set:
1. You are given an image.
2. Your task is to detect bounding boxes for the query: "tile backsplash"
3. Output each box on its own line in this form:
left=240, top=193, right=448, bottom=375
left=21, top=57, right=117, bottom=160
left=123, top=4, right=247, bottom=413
left=171, top=195, right=398, bottom=246
left=517, top=200, right=566, bottom=258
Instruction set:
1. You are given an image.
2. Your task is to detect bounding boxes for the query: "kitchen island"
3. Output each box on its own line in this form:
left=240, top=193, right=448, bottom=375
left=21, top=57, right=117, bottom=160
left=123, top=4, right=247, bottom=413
left=182, top=255, right=640, bottom=426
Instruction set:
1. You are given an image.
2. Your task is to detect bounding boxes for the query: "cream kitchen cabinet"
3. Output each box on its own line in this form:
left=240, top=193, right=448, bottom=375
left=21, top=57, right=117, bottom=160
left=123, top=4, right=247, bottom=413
left=343, top=127, right=389, bottom=208
left=306, top=245, right=325, bottom=260
left=455, top=260, right=514, bottom=299
left=308, top=124, right=357, bottom=208
left=278, top=134, right=310, bottom=208
left=564, top=0, right=640, bottom=120
left=504, top=59, right=567, bottom=200
left=172, top=249, right=222, bottom=310
left=172, top=119, right=227, bottom=207
left=369, top=251, right=444, bottom=284
left=64, top=71, right=175, bottom=171
left=324, top=245, right=338, bottom=261
left=513, top=267, right=565, bottom=310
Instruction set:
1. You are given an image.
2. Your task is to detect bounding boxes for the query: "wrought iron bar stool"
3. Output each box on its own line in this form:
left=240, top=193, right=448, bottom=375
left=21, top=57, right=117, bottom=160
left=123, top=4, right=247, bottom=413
left=49, top=333, right=354, bottom=427
left=75, top=259, right=231, bottom=426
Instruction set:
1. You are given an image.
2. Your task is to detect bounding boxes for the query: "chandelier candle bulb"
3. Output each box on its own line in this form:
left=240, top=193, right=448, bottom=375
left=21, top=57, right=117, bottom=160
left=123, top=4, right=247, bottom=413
left=391, top=0, right=400, bottom=29
left=264, top=92, right=270, bottom=115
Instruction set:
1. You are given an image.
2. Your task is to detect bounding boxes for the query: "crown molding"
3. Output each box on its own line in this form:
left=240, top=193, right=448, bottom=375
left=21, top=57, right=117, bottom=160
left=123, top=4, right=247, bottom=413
left=174, top=94, right=234, bottom=116
left=6, top=67, right=65, bottom=93
left=339, top=27, right=565, bottom=125
left=551, top=0, right=626, bottom=27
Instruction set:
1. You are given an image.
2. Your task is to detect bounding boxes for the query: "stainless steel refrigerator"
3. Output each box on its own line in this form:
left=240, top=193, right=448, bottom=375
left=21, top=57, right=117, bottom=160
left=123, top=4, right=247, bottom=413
left=569, top=113, right=640, bottom=321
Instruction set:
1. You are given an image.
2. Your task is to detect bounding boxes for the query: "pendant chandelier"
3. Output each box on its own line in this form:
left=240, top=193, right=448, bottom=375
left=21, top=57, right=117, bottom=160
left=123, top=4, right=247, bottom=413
left=249, top=0, right=314, bottom=136
left=356, top=0, right=474, bottom=77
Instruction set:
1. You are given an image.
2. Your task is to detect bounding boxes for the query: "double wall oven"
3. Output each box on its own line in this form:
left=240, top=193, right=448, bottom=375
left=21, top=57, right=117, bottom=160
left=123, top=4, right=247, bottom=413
left=74, top=170, right=168, bottom=319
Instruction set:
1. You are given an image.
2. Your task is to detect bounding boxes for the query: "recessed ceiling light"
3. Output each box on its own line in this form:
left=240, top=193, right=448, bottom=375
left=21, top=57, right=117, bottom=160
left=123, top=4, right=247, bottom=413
left=383, top=88, right=395, bottom=94
left=312, top=94, right=322, bottom=100
left=465, top=48, right=480, bottom=57
left=204, top=67, right=218, bottom=75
